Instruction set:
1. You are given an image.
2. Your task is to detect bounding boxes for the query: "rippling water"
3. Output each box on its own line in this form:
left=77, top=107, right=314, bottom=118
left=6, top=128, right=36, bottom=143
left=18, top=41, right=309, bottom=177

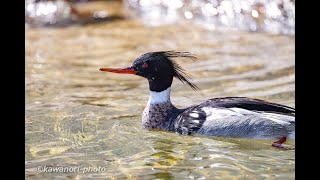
left=25, top=1, right=295, bottom=179
left=124, top=0, right=295, bottom=35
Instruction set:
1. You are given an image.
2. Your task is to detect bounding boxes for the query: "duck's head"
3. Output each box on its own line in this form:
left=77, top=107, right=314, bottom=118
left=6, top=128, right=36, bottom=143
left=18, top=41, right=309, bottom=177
left=100, top=51, right=199, bottom=92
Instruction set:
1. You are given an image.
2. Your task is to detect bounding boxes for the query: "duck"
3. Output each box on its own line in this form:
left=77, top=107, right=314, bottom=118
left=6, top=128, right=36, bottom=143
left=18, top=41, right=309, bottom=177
left=100, top=51, right=295, bottom=148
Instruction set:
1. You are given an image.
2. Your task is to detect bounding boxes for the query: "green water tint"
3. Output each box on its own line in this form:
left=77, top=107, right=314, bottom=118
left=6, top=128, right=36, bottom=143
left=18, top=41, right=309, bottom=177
left=25, top=1, right=294, bottom=179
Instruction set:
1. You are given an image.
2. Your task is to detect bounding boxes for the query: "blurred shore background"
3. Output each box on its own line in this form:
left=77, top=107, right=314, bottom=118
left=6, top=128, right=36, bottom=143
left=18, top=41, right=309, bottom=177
left=26, top=0, right=294, bottom=34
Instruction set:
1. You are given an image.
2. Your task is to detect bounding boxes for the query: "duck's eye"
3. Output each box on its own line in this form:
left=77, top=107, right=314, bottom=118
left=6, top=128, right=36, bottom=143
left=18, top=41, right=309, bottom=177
left=142, top=62, right=148, bottom=68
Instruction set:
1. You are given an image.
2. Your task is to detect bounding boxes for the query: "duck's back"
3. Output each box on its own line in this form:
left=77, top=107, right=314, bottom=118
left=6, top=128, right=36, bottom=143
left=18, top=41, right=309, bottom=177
left=174, top=97, right=295, bottom=139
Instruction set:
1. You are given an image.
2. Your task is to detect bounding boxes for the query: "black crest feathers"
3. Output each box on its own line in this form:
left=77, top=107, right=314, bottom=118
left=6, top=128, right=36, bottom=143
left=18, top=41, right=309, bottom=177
left=160, top=51, right=200, bottom=91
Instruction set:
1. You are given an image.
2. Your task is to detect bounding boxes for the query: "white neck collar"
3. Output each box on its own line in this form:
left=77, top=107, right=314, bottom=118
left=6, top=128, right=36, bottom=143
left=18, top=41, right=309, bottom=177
left=148, top=87, right=171, bottom=105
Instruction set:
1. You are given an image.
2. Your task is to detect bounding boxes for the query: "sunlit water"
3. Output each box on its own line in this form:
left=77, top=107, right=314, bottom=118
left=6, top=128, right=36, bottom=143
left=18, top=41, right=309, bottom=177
left=124, top=0, right=295, bottom=35
left=25, top=1, right=294, bottom=179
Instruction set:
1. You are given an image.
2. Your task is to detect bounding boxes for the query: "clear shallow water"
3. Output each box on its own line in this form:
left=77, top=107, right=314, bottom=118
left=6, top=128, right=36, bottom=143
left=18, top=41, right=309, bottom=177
left=25, top=1, right=294, bottom=179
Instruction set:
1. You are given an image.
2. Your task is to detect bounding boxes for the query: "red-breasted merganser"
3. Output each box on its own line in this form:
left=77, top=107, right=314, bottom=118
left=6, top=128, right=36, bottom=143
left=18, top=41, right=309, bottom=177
left=100, top=51, right=295, bottom=147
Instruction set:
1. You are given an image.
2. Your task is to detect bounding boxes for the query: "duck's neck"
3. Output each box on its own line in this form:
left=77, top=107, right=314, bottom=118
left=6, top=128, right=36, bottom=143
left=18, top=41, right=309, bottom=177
left=142, top=87, right=178, bottom=130
left=148, top=87, right=171, bottom=105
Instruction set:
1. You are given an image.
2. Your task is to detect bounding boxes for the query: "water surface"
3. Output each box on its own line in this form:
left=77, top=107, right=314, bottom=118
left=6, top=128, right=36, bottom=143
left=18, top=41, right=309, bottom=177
left=25, top=1, right=294, bottom=179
